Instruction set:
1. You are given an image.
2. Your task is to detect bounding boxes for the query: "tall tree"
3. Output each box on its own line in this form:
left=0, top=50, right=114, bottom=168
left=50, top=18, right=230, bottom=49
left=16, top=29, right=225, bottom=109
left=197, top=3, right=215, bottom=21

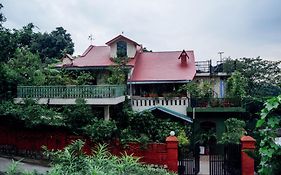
left=224, top=57, right=281, bottom=97
left=31, top=27, right=74, bottom=63
left=0, top=3, right=6, bottom=27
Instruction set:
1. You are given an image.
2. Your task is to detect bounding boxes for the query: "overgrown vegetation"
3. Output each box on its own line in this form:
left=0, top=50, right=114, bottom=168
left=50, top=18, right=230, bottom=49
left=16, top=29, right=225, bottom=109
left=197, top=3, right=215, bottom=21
left=226, top=71, right=247, bottom=98
left=223, top=57, right=281, bottom=97
left=220, top=118, right=246, bottom=144
left=178, top=81, right=213, bottom=98
left=256, top=95, right=281, bottom=175
left=118, top=110, right=190, bottom=144
left=5, top=140, right=175, bottom=175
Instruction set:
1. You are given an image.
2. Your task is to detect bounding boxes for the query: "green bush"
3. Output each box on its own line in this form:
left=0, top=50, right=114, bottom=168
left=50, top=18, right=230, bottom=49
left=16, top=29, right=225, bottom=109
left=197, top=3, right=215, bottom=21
left=220, top=118, right=246, bottom=144
left=42, top=140, right=175, bottom=175
left=82, top=119, right=118, bottom=143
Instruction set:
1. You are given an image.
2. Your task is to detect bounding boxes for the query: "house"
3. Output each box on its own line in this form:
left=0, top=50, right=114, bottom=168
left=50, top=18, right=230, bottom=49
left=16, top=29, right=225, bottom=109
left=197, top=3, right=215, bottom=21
left=15, top=35, right=246, bottom=142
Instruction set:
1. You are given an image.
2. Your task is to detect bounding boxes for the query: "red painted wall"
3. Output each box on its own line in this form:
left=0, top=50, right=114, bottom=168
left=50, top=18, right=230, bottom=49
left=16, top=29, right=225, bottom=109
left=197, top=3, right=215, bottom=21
left=0, top=125, right=178, bottom=173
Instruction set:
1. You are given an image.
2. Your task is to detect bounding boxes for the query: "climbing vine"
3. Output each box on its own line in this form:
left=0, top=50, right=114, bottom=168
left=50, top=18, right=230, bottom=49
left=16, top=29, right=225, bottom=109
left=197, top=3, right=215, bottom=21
left=256, top=95, right=281, bottom=175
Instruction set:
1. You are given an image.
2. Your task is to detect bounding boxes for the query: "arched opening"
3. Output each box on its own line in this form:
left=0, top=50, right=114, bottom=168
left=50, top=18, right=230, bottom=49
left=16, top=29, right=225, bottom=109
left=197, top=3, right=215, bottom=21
left=198, top=121, right=217, bottom=145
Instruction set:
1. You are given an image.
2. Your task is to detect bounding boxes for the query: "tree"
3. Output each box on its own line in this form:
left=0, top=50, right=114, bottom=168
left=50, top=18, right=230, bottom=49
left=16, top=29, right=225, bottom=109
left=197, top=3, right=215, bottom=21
left=220, top=118, right=246, bottom=144
left=3, top=47, right=44, bottom=86
left=224, top=57, right=281, bottom=97
left=31, top=27, right=74, bottom=63
left=226, top=71, right=247, bottom=98
left=0, top=3, right=6, bottom=27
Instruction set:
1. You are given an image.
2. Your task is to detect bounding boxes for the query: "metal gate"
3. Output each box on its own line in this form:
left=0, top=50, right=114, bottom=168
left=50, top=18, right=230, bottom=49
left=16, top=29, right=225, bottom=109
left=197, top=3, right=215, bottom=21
left=178, top=144, right=200, bottom=175
left=209, top=144, right=241, bottom=175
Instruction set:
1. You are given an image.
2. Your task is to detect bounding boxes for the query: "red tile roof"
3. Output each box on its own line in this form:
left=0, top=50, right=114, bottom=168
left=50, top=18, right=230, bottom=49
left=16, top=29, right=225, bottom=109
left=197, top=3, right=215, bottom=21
left=69, top=45, right=136, bottom=67
left=128, top=51, right=196, bottom=82
left=59, top=35, right=196, bottom=82
left=106, top=35, right=140, bottom=46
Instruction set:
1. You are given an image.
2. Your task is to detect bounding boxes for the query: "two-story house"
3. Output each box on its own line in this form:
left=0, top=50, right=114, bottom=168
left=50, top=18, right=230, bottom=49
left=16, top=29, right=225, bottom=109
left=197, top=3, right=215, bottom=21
left=15, top=35, right=246, bottom=143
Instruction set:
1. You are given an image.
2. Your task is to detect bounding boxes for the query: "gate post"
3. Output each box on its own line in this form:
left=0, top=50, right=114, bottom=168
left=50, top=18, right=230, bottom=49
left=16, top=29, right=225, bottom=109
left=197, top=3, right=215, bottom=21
left=166, top=132, right=179, bottom=173
left=240, top=136, right=256, bottom=175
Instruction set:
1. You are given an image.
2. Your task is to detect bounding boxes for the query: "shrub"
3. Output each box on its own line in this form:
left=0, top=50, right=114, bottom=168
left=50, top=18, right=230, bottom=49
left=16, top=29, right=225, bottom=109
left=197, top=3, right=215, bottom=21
left=44, top=140, right=175, bottom=175
left=82, top=119, right=118, bottom=143
left=220, top=118, right=246, bottom=144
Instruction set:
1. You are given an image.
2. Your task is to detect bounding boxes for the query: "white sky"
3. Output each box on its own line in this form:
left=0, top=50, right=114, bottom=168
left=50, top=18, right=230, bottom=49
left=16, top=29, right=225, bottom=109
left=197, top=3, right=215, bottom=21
left=2, top=0, right=281, bottom=62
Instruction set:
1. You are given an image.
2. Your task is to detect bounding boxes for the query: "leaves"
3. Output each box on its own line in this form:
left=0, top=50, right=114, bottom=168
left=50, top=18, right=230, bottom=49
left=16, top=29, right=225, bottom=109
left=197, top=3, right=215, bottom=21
left=42, top=140, right=176, bottom=175
left=256, top=95, right=281, bottom=175
left=220, top=118, right=246, bottom=144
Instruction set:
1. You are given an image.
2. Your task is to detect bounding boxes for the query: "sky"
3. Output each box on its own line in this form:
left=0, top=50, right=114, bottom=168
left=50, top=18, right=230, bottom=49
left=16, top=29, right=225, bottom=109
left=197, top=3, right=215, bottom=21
left=2, top=0, right=281, bottom=62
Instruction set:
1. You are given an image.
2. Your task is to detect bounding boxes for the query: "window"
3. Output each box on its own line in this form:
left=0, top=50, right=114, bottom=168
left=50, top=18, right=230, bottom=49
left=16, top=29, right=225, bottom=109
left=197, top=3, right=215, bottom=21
left=116, top=41, right=127, bottom=57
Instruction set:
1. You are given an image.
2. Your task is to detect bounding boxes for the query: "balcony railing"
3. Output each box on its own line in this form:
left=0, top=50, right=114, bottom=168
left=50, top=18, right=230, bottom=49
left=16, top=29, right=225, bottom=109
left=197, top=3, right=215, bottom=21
left=132, top=97, right=188, bottom=107
left=190, top=98, right=243, bottom=108
left=17, top=85, right=125, bottom=99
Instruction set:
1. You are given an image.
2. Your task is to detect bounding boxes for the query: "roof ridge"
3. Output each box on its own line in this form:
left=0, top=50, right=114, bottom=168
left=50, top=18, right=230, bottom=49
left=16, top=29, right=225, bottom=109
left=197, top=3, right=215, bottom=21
left=143, top=50, right=194, bottom=53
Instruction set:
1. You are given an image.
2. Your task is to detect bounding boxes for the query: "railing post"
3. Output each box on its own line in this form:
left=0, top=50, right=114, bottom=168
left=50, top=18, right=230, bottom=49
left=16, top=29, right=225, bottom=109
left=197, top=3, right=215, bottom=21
left=166, top=133, right=178, bottom=173
left=240, top=136, right=256, bottom=175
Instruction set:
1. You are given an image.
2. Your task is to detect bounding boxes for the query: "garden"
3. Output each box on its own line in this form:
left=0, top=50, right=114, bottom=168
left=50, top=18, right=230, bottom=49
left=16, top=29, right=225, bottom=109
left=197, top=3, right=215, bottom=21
left=0, top=3, right=281, bottom=174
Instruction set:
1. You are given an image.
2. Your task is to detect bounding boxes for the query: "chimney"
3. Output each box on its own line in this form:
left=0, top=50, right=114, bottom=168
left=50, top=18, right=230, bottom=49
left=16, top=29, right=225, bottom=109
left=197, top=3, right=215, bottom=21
left=178, top=50, right=189, bottom=65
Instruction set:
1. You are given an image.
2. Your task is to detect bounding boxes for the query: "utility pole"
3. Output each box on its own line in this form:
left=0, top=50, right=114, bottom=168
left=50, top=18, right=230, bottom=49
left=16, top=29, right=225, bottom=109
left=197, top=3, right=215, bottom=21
left=218, top=51, right=224, bottom=62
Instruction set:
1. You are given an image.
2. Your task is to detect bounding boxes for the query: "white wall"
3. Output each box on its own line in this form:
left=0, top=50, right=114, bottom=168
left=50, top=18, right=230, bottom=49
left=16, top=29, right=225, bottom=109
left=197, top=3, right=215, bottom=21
left=132, top=97, right=189, bottom=115
left=110, top=41, right=136, bottom=58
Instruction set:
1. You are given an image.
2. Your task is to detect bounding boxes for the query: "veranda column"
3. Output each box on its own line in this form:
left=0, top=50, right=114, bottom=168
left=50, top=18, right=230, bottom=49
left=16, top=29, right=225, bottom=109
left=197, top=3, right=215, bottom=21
left=104, top=105, right=110, bottom=120
left=240, top=135, right=256, bottom=175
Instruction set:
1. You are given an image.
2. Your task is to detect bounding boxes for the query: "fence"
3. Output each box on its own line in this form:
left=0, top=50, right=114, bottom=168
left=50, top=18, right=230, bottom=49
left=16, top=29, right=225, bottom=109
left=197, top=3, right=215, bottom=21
left=17, top=85, right=125, bottom=99
left=0, top=123, right=178, bottom=173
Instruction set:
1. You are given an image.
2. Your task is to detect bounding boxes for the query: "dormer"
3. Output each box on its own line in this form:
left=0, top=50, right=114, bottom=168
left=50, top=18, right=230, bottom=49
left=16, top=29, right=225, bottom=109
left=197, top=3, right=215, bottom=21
left=106, top=35, right=141, bottom=59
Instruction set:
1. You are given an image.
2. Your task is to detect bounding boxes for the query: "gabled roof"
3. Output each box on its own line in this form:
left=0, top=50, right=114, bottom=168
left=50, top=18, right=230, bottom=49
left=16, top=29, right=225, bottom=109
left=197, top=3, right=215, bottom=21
left=106, top=35, right=140, bottom=46
left=128, top=50, right=196, bottom=83
left=65, top=45, right=137, bottom=68
left=144, top=106, right=193, bottom=123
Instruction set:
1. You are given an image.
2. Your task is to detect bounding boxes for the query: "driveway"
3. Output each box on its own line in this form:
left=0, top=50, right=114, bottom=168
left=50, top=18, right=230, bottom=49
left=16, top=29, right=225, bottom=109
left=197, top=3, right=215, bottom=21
left=0, top=157, right=50, bottom=174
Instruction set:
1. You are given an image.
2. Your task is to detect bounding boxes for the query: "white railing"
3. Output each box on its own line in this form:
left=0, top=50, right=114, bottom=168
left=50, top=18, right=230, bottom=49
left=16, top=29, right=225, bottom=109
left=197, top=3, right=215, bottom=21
left=131, top=97, right=189, bottom=115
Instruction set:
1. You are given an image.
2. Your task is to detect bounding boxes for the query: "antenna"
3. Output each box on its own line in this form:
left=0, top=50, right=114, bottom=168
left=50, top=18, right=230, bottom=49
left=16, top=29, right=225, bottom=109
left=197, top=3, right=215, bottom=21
left=88, top=34, right=94, bottom=45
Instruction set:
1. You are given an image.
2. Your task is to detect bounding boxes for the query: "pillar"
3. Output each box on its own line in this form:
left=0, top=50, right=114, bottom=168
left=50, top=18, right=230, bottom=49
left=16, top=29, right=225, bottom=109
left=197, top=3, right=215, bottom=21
left=104, top=105, right=110, bottom=120
left=240, top=135, right=256, bottom=175
left=166, top=134, right=179, bottom=173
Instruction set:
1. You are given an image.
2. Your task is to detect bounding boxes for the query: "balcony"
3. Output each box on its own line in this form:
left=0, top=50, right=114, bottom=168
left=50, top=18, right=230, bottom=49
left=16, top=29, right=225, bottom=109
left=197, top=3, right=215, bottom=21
left=187, top=98, right=246, bottom=113
left=132, top=97, right=189, bottom=115
left=15, top=85, right=126, bottom=105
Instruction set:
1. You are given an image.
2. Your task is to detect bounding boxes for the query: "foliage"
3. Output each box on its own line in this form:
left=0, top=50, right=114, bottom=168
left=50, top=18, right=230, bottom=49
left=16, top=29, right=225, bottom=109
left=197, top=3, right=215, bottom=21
left=196, top=128, right=217, bottom=145
left=107, top=57, right=129, bottom=85
left=256, top=95, right=281, bottom=175
left=220, top=118, right=246, bottom=144
left=119, top=110, right=190, bottom=144
left=62, top=99, right=95, bottom=131
left=226, top=71, right=247, bottom=98
left=31, top=27, right=74, bottom=63
left=0, top=99, right=63, bottom=127
left=42, top=140, right=175, bottom=175
left=3, top=47, right=44, bottom=86
left=82, top=119, right=118, bottom=143
left=179, top=81, right=213, bottom=98
left=223, top=57, right=281, bottom=97
left=0, top=3, right=6, bottom=27
left=178, top=129, right=189, bottom=148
